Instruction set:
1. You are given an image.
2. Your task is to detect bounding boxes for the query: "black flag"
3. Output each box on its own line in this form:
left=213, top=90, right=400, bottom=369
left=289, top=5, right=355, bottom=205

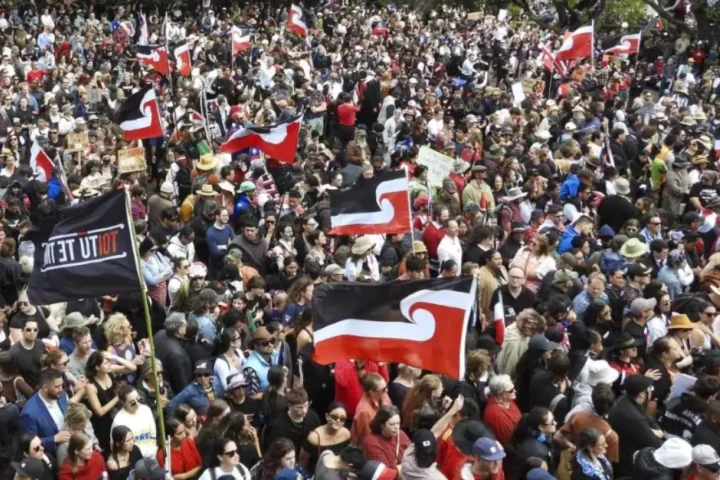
left=26, top=190, right=142, bottom=304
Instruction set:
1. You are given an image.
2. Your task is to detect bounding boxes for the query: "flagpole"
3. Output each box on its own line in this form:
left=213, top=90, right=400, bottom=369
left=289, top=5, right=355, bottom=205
left=407, top=187, right=415, bottom=254
left=591, top=20, right=595, bottom=70
left=123, top=187, right=167, bottom=449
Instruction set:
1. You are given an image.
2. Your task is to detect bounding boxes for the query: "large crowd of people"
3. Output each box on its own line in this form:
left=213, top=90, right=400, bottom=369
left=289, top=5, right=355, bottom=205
left=2, top=2, right=720, bottom=480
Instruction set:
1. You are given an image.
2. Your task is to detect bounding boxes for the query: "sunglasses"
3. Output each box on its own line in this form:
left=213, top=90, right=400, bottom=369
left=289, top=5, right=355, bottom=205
left=257, top=339, right=275, bottom=347
left=223, top=450, right=238, bottom=457
left=329, top=413, right=347, bottom=422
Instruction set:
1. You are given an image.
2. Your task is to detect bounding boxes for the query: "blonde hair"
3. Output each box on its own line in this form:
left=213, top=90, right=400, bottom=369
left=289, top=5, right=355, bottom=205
left=103, top=313, right=130, bottom=347
left=65, top=403, right=91, bottom=430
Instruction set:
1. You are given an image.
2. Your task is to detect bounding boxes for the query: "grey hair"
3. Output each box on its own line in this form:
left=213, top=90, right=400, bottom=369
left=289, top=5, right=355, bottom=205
left=488, top=374, right=514, bottom=396
left=165, top=312, right=187, bottom=336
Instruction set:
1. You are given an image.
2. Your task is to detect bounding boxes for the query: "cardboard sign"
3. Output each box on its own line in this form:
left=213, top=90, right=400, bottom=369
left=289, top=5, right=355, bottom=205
left=117, top=147, right=146, bottom=174
left=417, top=146, right=456, bottom=187
left=467, top=11, right=484, bottom=20
left=522, top=77, right=538, bottom=94
left=66, top=132, right=89, bottom=153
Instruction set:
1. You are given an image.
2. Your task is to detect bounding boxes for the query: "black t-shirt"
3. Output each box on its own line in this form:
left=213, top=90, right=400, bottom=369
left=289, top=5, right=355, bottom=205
left=10, top=307, right=51, bottom=339
left=688, top=183, right=720, bottom=211
left=230, top=396, right=261, bottom=427
left=490, top=286, right=536, bottom=326
left=10, top=340, right=47, bottom=389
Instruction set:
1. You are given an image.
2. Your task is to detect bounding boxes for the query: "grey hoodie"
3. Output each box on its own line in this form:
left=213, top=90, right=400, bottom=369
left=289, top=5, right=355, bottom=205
left=401, top=445, right=447, bottom=480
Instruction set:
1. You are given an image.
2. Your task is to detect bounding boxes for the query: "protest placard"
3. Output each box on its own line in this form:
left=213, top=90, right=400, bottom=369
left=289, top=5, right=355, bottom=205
left=467, top=11, right=484, bottom=20
left=117, top=147, right=146, bottom=174
left=417, top=146, right=456, bottom=187
left=66, top=132, right=89, bottom=153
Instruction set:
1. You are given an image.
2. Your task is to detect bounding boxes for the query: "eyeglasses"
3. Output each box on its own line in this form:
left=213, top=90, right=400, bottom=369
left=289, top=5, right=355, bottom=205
left=329, top=413, right=347, bottom=422
left=24, top=328, right=38, bottom=333
left=257, top=339, right=275, bottom=347
left=504, top=387, right=516, bottom=394
left=223, top=450, right=238, bottom=457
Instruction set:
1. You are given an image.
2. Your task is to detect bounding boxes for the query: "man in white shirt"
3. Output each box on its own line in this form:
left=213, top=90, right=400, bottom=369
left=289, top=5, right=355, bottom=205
left=427, top=110, right=444, bottom=142
left=437, top=220, right=462, bottom=276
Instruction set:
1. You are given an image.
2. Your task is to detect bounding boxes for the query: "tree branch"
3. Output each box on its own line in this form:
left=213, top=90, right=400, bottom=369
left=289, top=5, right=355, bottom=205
left=641, top=0, right=696, bottom=34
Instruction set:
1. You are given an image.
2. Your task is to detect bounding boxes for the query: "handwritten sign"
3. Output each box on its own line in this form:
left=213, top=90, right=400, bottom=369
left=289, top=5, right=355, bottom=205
left=66, top=132, right=89, bottom=154
left=467, top=11, right=484, bottom=20
left=417, top=147, right=456, bottom=187
left=117, top=147, right=146, bottom=174
left=522, top=78, right=538, bottom=94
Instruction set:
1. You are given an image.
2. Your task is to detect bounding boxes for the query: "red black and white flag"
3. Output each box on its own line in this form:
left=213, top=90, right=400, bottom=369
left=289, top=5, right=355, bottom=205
left=311, top=277, right=478, bottom=378
left=220, top=111, right=303, bottom=163
left=29, top=141, right=54, bottom=183
left=329, top=170, right=411, bottom=235
left=555, top=23, right=594, bottom=62
left=287, top=4, right=309, bottom=38
left=133, top=45, right=170, bottom=76
left=537, top=41, right=567, bottom=76
left=602, top=33, right=641, bottom=55
left=171, top=42, right=192, bottom=76
left=116, top=86, right=164, bottom=141
left=232, top=26, right=252, bottom=55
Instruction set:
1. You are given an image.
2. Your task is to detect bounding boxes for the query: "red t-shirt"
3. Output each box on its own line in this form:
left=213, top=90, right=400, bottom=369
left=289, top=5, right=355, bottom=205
left=157, top=437, right=203, bottom=476
left=337, top=104, right=359, bottom=126
left=59, top=451, right=106, bottom=480
left=27, top=69, right=44, bottom=84
left=437, top=426, right=468, bottom=480
left=334, top=361, right=389, bottom=418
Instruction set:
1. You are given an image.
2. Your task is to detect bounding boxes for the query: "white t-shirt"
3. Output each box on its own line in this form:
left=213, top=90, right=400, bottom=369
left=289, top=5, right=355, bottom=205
left=198, top=465, right=251, bottom=480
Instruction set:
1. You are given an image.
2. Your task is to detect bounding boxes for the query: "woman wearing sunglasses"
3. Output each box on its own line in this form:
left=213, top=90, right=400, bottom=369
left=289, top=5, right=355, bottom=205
left=299, top=402, right=351, bottom=473
left=198, top=438, right=251, bottom=480
left=15, top=433, right=57, bottom=480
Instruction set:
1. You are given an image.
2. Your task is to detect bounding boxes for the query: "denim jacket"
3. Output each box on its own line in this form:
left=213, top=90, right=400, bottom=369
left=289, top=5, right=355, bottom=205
left=166, top=377, right=223, bottom=416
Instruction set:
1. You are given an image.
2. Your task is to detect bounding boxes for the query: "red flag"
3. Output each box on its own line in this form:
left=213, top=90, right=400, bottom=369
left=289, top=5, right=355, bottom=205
left=538, top=41, right=568, bottom=76
left=232, top=26, right=252, bottom=55
left=29, top=141, right=54, bottom=183
left=287, top=4, right=308, bottom=38
left=220, top=112, right=303, bottom=163
left=603, top=33, right=641, bottom=55
left=172, top=43, right=192, bottom=77
left=134, top=46, right=170, bottom=76
left=555, top=24, right=594, bottom=62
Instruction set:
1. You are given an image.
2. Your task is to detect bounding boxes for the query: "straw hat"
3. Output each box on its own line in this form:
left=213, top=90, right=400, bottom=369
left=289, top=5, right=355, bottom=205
left=196, top=184, right=216, bottom=197
left=352, top=236, right=376, bottom=255
left=504, top=187, right=527, bottom=202
left=72, top=186, right=99, bottom=198
left=196, top=154, right=218, bottom=171
left=668, top=314, right=694, bottom=330
left=218, top=181, right=235, bottom=194
left=620, top=238, right=649, bottom=258
left=680, top=115, right=696, bottom=127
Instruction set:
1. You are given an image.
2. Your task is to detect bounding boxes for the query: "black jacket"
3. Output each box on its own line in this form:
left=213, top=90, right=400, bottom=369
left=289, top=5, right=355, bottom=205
left=660, top=392, right=706, bottom=441
left=608, top=395, right=663, bottom=476
left=692, top=421, right=720, bottom=454
left=153, top=330, right=194, bottom=394
left=596, top=195, right=636, bottom=234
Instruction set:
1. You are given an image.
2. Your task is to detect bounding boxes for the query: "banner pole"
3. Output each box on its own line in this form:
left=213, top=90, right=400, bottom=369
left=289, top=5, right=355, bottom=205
left=123, top=187, right=167, bottom=448
left=407, top=188, right=415, bottom=254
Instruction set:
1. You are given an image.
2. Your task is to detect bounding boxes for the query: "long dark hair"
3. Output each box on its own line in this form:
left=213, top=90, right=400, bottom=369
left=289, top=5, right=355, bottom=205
left=510, top=407, right=551, bottom=449
left=261, top=366, right=286, bottom=424
left=224, top=412, right=253, bottom=446
left=85, top=351, right=106, bottom=381
left=111, top=426, right=132, bottom=454
left=261, top=438, right=295, bottom=480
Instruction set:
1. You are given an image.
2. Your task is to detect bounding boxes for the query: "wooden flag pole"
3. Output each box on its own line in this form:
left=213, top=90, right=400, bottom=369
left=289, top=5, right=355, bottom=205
left=123, top=187, right=167, bottom=448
